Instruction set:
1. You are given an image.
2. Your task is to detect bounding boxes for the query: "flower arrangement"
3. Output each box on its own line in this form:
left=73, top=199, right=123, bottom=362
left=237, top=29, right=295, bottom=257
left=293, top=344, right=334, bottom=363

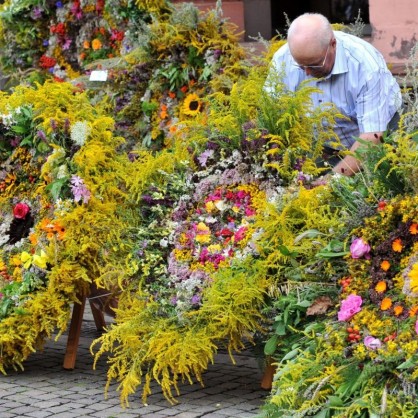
left=80, top=1, right=246, bottom=152
left=0, top=80, right=138, bottom=373
left=0, top=0, right=170, bottom=83
left=262, top=191, right=418, bottom=416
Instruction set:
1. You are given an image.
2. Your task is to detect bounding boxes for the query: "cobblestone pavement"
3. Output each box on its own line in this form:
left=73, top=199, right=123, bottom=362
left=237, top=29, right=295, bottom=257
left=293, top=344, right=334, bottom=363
left=0, top=306, right=269, bottom=418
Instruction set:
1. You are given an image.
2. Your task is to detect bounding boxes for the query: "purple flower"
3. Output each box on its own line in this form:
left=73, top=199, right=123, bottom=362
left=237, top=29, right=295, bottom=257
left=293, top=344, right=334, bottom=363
left=70, top=175, right=91, bottom=204
left=10, top=137, right=20, bottom=147
left=337, top=294, right=363, bottom=321
left=197, top=149, right=214, bottom=167
left=364, top=336, right=382, bottom=350
left=55, top=1, right=63, bottom=7
left=191, top=294, right=201, bottom=305
left=350, top=238, right=371, bottom=259
left=31, top=6, right=43, bottom=19
left=62, top=38, right=72, bottom=50
left=37, top=130, right=47, bottom=142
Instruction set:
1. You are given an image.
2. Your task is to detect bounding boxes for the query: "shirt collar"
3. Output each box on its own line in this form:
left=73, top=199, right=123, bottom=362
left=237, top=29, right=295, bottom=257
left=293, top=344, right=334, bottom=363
left=330, top=36, right=348, bottom=76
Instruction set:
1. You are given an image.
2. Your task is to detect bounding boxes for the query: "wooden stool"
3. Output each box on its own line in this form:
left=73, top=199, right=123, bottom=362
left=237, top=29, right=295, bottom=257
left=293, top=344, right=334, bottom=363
left=62, top=294, right=106, bottom=370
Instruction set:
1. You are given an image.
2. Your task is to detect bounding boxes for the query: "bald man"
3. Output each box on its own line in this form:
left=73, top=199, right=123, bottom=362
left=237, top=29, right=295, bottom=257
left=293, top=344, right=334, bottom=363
left=267, top=13, right=402, bottom=175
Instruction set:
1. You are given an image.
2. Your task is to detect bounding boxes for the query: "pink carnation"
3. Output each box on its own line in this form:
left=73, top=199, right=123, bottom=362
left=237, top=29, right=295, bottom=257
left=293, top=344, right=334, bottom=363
left=350, top=238, right=371, bottom=259
left=337, top=294, right=363, bottom=321
left=364, top=335, right=382, bottom=350
left=13, top=202, right=30, bottom=219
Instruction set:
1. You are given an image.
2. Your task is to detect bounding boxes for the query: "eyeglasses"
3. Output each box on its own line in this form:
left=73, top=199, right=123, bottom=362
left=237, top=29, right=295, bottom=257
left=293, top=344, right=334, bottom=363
left=293, top=42, right=331, bottom=71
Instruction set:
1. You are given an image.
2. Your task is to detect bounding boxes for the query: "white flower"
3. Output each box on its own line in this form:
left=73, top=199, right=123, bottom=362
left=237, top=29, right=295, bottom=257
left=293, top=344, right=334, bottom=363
left=70, top=121, right=90, bottom=146
left=56, top=164, right=69, bottom=179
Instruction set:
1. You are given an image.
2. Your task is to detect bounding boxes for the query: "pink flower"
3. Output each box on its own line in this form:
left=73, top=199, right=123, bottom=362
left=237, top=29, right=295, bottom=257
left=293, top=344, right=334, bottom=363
left=415, top=320, right=418, bottom=335
left=364, top=336, right=382, bottom=350
left=337, top=294, right=363, bottom=321
left=234, top=226, right=247, bottom=242
left=350, top=238, right=371, bottom=259
left=13, top=202, right=30, bottom=219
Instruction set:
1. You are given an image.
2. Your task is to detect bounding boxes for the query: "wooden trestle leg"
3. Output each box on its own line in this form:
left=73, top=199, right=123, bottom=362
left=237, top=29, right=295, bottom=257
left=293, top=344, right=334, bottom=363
left=63, top=295, right=87, bottom=370
left=63, top=295, right=107, bottom=370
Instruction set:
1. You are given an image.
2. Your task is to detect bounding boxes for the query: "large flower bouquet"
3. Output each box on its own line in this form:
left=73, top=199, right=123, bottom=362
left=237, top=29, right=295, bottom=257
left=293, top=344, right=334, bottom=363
left=260, top=105, right=418, bottom=416
left=90, top=51, right=347, bottom=405
left=0, top=80, right=137, bottom=372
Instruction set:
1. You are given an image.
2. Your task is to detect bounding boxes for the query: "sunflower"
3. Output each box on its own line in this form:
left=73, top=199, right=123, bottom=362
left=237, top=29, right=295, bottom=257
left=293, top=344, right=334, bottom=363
left=182, top=93, right=202, bottom=116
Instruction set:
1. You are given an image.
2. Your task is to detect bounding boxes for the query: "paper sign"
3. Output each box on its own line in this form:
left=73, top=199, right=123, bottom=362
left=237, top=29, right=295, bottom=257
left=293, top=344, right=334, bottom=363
left=89, top=70, right=108, bottom=81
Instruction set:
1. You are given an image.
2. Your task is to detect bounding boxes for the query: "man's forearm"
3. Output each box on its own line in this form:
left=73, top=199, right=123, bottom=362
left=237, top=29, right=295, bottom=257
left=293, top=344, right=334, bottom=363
left=332, top=132, right=383, bottom=176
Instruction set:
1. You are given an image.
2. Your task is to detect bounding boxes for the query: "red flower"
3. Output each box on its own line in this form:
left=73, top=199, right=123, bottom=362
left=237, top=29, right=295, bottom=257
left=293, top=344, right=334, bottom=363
left=217, top=228, right=233, bottom=237
left=13, top=202, right=30, bottom=219
left=39, top=55, right=57, bottom=69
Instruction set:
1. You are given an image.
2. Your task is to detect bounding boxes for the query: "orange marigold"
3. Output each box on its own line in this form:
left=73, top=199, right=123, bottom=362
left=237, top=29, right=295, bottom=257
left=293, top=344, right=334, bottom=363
left=380, top=297, right=392, bottom=311
left=380, top=260, right=391, bottom=271
left=410, top=223, right=418, bottom=235
left=375, top=281, right=387, bottom=293
left=409, top=306, right=418, bottom=317
left=392, top=238, right=403, bottom=253
left=393, top=305, right=404, bottom=316
left=92, top=38, right=102, bottom=50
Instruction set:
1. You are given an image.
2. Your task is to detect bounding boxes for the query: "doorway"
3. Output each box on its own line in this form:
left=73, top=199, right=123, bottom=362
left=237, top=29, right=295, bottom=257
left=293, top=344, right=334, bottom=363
left=271, top=0, right=369, bottom=37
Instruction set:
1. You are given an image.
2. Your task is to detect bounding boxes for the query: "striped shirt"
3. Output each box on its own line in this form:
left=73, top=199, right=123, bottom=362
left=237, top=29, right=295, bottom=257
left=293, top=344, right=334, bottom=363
left=268, top=31, right=402, bottom=148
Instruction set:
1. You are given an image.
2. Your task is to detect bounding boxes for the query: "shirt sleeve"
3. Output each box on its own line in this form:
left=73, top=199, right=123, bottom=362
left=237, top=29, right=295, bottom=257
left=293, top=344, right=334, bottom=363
left=356, top=69, right=398, bottom=134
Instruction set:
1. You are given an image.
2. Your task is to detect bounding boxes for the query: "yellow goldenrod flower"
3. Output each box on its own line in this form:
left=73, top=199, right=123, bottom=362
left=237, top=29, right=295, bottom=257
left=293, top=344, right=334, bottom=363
left=408, top=263, right=418, bottom=293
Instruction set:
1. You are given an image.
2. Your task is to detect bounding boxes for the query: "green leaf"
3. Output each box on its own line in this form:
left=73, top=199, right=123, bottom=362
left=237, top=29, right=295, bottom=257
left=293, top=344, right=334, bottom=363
left=45, top=178, right=68, bottom=200
left=280, top=347, right=299, bottom=362
left=294, top=229, right=326, bottom=243
left=397, top=355, right=418, bottom=369
left=327, top=395, right=343, bottom=407
left=264, top=334, right=279, bottom=355
left=278, top=245, right=298, bottom=257
left=274, top=321, right=286, bottom=336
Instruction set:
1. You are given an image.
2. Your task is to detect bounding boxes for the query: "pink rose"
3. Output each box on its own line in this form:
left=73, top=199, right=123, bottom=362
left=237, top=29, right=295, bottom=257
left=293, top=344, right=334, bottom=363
left=350, top=238, right=371, bottom=259
left=13, top=202, right=30, bottom=219
left=364, top=336, right=382, bottom=350
left=337, top=294, right=363, bottom=321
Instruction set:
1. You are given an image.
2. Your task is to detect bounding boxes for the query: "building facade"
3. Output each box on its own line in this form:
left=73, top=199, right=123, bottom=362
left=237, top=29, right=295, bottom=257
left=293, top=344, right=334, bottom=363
left=174, top=0, right=418, bottom=74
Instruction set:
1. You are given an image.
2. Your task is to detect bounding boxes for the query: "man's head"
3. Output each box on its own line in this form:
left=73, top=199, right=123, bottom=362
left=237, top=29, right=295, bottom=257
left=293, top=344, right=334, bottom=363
left=287, top=13, right=336, bottom=77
